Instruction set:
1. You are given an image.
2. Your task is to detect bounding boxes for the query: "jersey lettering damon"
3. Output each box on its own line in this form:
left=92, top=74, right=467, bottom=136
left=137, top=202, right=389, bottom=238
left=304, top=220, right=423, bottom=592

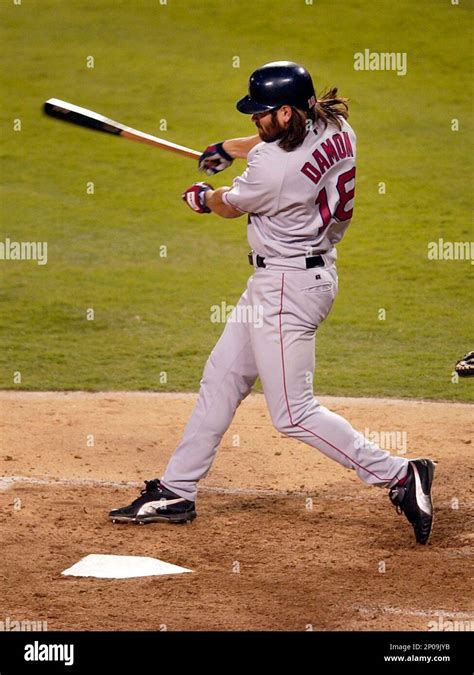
left=300, top=131, right=354, bottom=186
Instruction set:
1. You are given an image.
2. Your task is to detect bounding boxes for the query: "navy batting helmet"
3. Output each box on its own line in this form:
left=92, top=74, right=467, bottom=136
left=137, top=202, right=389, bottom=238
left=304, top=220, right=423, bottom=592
left=236, top=61, right=316, bottom=115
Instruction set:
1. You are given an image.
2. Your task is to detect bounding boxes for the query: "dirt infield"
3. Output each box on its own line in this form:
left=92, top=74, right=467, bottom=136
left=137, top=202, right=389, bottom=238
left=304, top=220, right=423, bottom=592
left=0, top=392, right=472, bottom=631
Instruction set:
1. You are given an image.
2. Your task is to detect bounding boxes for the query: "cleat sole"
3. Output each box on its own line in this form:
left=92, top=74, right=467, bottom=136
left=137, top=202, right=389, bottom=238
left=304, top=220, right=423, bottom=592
left=109, top=512, right=197, bottom=525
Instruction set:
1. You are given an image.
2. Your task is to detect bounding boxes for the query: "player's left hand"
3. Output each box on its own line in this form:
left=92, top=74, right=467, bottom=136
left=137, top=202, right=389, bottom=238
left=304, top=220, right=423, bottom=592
left=199, top=142, right=234, bottom=175
left=182, top=182, right=213, bottom=214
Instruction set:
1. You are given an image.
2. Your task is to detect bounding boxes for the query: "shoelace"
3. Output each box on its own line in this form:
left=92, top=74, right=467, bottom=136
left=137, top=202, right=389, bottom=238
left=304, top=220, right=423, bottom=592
left=389, top=487, right=404, bottom=515
left=142, top=479, right=160, bottom=495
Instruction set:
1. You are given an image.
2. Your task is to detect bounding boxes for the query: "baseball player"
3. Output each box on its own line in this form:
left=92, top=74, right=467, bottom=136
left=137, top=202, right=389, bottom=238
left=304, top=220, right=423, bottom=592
left=110, top=62, right=435, bottom=544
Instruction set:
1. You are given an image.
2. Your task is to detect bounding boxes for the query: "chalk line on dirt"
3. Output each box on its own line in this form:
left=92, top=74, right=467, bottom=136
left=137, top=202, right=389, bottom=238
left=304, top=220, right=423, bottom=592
left=357, top=606, right=474, bottom=620
left=2, top=475, right=473, bottom=511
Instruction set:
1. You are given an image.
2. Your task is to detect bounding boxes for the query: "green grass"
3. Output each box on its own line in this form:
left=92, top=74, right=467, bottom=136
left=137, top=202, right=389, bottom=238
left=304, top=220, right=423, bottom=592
left=0, top=0, right=472, bottom=400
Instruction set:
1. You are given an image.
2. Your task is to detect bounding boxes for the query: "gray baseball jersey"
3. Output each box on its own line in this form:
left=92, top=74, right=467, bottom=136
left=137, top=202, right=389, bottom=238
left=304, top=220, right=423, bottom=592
left=223, top=118, right=356, bottom=258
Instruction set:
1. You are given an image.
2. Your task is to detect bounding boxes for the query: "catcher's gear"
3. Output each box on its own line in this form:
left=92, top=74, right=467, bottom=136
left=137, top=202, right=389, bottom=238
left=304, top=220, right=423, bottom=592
left=199, top=142, right=234, bottom=176
left=182, top=181, right=213, bottom=213
left=455, top=351, right=474, bottom=377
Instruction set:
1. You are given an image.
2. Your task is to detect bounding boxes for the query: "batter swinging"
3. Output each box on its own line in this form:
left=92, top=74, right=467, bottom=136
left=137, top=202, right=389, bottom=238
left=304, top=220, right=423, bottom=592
left=110, top=62, right=435, bottom=544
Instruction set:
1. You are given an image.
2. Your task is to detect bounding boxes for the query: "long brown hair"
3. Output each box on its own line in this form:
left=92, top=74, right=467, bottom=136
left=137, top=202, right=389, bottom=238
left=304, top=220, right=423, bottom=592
left=277, top=88, right=349, bottom=152
left=314, top=88, right=349, bottom=130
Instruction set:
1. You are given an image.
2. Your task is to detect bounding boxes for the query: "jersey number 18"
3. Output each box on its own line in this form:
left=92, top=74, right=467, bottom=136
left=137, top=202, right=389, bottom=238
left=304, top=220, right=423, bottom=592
left=315, top=167, right=356, bottom=234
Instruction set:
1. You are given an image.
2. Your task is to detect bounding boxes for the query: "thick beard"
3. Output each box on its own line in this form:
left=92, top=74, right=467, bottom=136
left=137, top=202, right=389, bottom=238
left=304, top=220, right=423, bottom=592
left=257, top=117, right=285, bottom=143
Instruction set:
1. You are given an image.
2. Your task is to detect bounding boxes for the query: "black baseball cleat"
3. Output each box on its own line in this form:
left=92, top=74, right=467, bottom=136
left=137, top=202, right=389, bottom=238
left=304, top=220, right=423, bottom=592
left=109, top=479, right=196, bottom=525
left=389, top=459, right=436, bottom=545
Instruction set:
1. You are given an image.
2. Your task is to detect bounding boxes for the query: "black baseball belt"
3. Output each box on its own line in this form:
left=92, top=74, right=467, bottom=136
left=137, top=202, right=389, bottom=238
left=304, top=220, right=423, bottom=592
left=248, top=251, right=326, bottom=269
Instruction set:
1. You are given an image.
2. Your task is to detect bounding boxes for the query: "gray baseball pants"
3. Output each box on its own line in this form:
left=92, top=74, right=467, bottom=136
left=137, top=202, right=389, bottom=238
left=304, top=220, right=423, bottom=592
left=162, top=255, right=408, bottom=501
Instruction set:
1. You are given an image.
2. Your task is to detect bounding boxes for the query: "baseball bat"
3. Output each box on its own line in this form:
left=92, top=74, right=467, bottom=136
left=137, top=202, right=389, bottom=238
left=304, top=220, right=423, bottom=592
left=43, top=98, right=201, bottom=160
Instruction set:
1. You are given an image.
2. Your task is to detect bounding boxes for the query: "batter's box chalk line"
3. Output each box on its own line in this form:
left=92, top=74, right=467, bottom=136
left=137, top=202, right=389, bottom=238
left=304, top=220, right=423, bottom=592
left=357, top=606, right=474, bottom=620
left=0, top=475, right=314, bottom=497
left=2, top=475, right=474, bottom=509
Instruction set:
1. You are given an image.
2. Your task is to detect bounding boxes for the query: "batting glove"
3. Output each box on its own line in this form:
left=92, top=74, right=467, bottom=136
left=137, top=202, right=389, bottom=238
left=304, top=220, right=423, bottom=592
left=198, top=142, right=234, bottom=175
left=182, top=181, right=213, bottom=214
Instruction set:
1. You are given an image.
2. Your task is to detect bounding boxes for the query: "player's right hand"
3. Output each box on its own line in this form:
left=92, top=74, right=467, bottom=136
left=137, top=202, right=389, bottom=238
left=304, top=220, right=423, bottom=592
left=198, top=142, right=234, bottom=175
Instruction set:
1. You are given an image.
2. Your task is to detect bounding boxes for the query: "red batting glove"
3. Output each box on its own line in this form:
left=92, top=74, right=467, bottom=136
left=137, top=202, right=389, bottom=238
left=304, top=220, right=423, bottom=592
left=182, top=182, right=213, bottom=214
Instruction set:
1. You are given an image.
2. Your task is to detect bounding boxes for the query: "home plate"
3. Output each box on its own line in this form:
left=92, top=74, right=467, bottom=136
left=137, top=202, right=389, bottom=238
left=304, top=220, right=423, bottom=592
left=61, top=554, right=192, bottom=579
